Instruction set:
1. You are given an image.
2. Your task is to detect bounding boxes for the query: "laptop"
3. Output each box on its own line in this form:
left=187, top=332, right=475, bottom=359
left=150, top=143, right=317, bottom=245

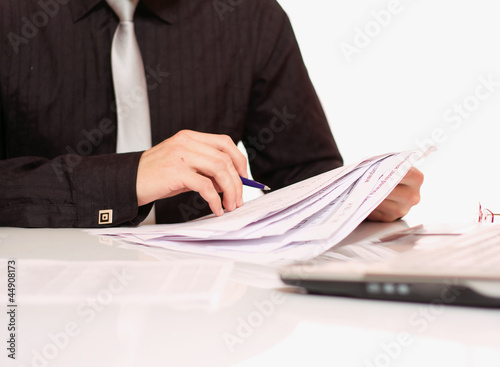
left=279, top=224, right=500, bottom=307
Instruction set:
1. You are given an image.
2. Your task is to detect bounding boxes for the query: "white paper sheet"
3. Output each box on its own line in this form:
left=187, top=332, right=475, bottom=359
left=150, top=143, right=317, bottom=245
left=89, top=149, right=428, bottom=265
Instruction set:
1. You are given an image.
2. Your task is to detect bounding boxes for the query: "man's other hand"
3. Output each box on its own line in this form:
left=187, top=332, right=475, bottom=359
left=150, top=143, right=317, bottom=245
left=136, top=130, right=248, bottom=217
left=366, top=167, right=424, bottom=222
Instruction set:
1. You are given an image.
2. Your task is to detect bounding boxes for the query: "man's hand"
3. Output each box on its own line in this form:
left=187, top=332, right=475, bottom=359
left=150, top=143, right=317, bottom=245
left=367, top=167, right=424, bottom=222
left=136, top=130, right=248, bottom=216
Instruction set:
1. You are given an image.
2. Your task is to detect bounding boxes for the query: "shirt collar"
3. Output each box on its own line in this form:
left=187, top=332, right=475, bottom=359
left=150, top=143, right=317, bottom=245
left=69, top=0, right=175, bottom=24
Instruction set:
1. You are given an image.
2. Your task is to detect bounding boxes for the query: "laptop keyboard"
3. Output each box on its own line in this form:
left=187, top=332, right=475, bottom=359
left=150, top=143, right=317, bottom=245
left=374, top=225, right=500, bottom=278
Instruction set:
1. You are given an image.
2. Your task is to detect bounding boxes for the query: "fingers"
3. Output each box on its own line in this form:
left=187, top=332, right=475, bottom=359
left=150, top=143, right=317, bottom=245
left=173, top=131, right=244, bottom=210
left=184, top=130, right=249, bottom=178
left=366, top=209, right=391, bottom=222
left=399, top=167, right=424, bottom=190
left=180, top=170, right=225, bottom=217
left=136, top=130, right=247, bottom=216
left=367, top=199, right=410, bottom=222
left=367, top=168, right=424, bottom=222
left=384, top=181, right=422, bottom=208
left=179, top=145, right=242, bottom=211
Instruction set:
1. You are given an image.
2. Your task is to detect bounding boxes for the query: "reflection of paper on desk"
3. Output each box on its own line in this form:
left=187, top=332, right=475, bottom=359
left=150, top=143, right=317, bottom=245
left=4, top=260, right=233, bottom=310
left=90, top=149, right=427, bottom=265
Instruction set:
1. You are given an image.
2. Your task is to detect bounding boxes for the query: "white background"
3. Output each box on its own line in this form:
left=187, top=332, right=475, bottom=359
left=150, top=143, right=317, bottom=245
left=269, top=0, right=500, bottom=224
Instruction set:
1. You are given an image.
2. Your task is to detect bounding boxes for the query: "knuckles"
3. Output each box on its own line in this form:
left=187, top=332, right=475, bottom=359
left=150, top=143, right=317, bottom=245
left=220, top=153, right=233, bottom=166
left=219, top=134, right=247, bottom=168
left=167, top=143, right=186, bottom=159
left=198, top=177, right=215, bottom=195
left=213, top=153, right=233, bottom=174
left=410, top=192, right=421, bottom=206
left=395, top=206, right=409, bottom=220
left=172, top=130, right=193, bottom=145
left=409, top=167, right=424, bottom=186
left=219, top=134, right=234, bottom=147
left=176, top=129, right=191, bottom=139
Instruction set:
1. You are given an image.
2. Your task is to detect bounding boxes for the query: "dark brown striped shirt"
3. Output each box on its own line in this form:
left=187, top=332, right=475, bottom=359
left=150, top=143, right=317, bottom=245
left=0, top=0, right=342, bottom=227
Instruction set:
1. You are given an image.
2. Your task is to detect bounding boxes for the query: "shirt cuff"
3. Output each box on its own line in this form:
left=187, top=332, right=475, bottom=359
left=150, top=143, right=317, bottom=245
left=73, top=152, right=147, bottom=227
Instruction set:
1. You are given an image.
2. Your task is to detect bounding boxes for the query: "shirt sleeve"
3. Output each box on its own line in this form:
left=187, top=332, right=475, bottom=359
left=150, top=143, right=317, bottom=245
left=243, top=0, right=343, bottom=190
left=0, top=147, right=150, bottom=228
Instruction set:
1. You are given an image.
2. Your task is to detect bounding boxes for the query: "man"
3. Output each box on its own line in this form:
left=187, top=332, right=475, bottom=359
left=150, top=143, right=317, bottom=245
left=0, top=0, right=423, bottom=227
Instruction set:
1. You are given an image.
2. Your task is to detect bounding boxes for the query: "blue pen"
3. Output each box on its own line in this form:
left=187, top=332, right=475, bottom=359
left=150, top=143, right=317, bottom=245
left=240, top=176, right=271, bottom=191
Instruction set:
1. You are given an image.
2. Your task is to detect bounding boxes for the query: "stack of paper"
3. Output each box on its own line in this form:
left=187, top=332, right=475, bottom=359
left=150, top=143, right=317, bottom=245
left=91, top=150, right=426, bottom=265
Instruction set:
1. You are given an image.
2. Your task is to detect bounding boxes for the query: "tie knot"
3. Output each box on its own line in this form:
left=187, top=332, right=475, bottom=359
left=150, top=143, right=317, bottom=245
left=106, top=0, right=139, bottom=22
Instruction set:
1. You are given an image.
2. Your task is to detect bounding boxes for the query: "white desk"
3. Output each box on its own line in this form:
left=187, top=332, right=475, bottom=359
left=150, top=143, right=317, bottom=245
left=1, top=222, right=500, bottom=367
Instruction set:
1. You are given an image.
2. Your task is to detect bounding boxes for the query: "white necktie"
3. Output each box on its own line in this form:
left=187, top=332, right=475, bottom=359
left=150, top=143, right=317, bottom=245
left=107, top=0, right=152, bottom=153
left=108, top=0, right=156, bottom=224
